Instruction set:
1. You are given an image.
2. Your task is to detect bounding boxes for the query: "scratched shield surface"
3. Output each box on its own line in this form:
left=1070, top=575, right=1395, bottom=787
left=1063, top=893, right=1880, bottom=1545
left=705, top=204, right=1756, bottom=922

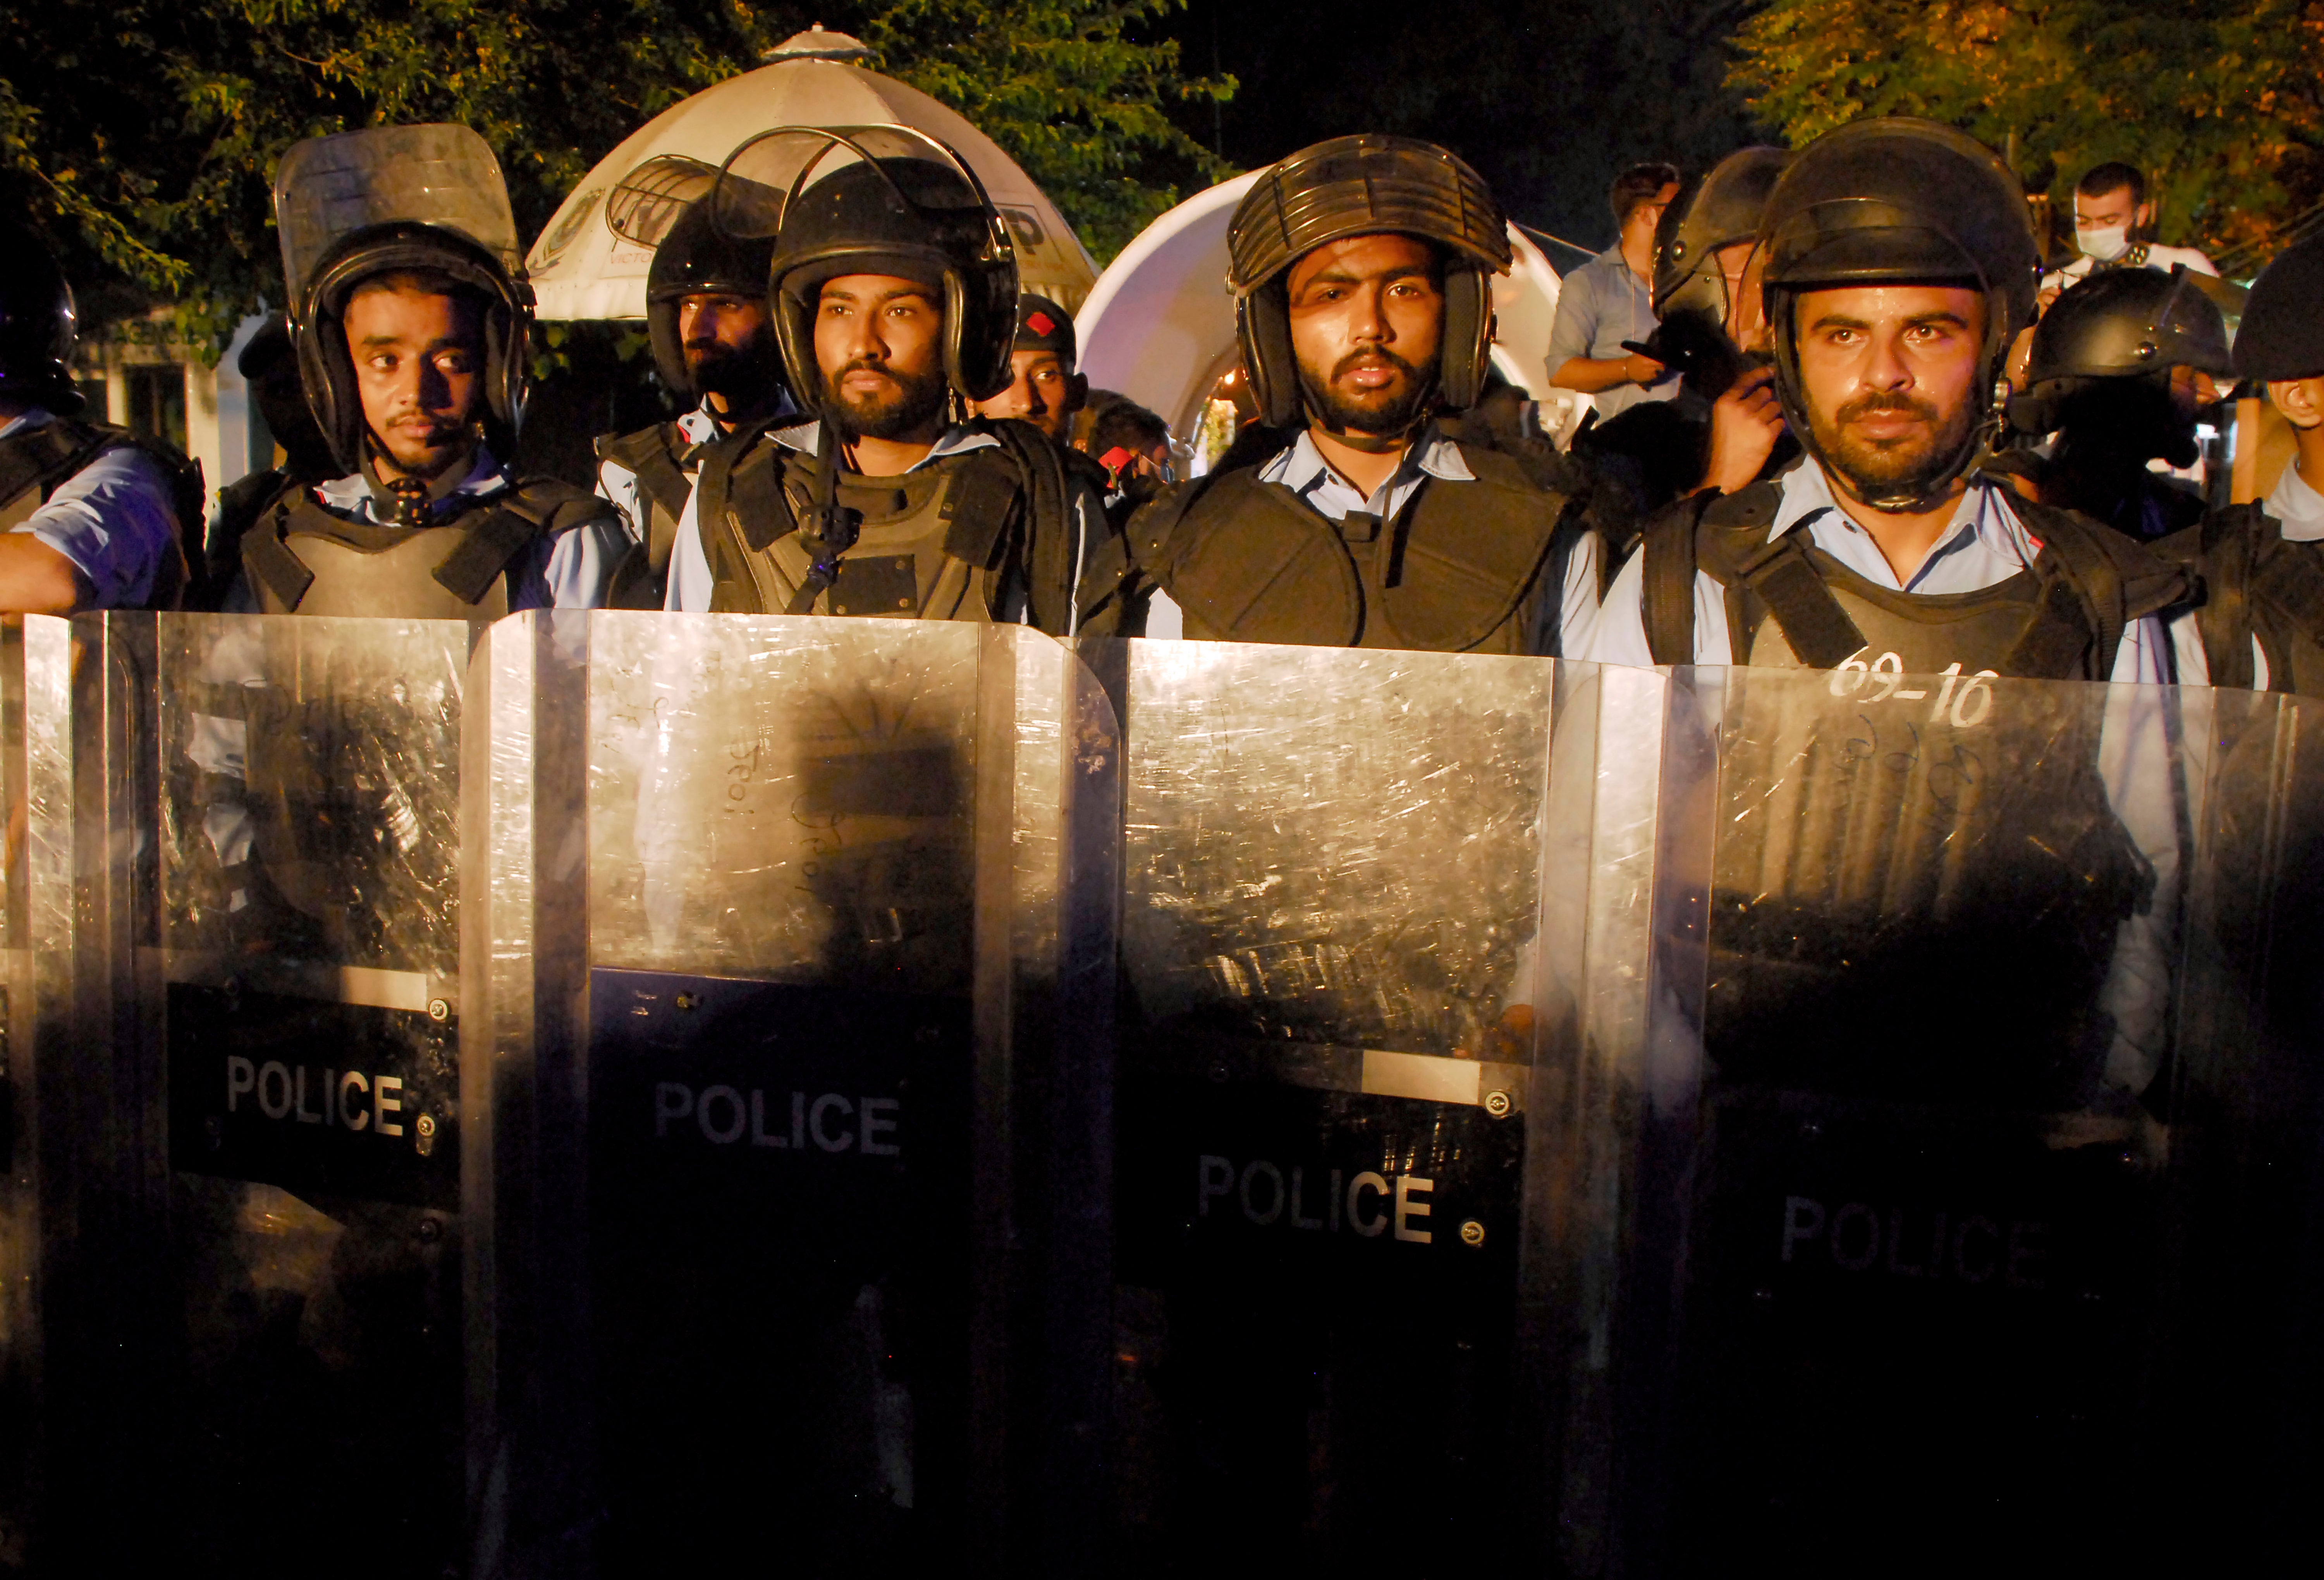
left=585, top=613, right=982, bottom=992
left=576, top=614, right=992, bottom=1569
left=1104, top=638, right=1557, bottom=1569
left=136, top=614, right=471, bottom=1578
left=1655, top=666, right=2192, bottom=1568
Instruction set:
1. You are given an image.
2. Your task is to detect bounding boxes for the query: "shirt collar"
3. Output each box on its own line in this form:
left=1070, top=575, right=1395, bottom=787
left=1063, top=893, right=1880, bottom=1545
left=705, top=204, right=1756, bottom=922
left=1772, top=461, right=2030, bottom=572
left=317, top=445, right=510, bottom=521
left=2267, top=458, right=2324, bottom=542
left=772, top=419, right=997, bottom=471
left=1259, top=426, right=1474, bottom=493
left=0, top=408, right=58, bottom=440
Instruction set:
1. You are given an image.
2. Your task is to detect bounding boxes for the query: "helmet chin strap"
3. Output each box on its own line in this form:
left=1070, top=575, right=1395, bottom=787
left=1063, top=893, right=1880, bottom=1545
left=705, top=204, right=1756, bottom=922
left=1311, top=419, right=1426, bottom=455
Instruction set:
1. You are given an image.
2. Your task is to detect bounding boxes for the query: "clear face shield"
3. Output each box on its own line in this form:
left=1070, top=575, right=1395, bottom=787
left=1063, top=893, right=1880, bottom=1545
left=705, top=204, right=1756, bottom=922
left=273, top=124, right=520, bottom=314
left=606, top=154, right=722, bottom=252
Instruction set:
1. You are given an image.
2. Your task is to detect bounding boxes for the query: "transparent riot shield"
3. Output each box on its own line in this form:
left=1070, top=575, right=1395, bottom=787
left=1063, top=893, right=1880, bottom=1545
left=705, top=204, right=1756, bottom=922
left=0, top=619, right=71, bottom=1564
left=1570, top=666, right=2324, bottom=1571
left=60, top=611, right=474, bottom=1577
left=467, top=612, right=1118, bottom=1577
left=1078, top=639, right=1662, bottom=1570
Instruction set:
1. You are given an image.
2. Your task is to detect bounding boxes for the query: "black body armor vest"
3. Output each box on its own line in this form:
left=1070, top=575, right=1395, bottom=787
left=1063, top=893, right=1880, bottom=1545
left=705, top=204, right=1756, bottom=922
left=0, top=416, right=199, bottom=608
left=596, top=420, right=702, bottom=611
left=239, top=476, right=616, bottom=619
left=1640, top=474, right=2188, bottom=677
left=696, top=418, right=1082, bottom=634
left=1119, top=432, right=1584, bottom=653
left=2158, top=503, right=2324, bottom=697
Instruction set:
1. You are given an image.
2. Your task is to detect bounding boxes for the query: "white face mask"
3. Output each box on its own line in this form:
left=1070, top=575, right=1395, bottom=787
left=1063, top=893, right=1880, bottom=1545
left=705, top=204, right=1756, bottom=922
left=2076, top=224, right=2131, bottom=262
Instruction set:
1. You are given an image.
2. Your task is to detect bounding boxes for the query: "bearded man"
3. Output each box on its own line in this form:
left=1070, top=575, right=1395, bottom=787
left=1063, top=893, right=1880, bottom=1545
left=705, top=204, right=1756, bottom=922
left=682, top=127, right=1103, bottom=631
left=1079, top=134, right=1607, bottom=654
left=1587, top=118, right=2184, bottom=681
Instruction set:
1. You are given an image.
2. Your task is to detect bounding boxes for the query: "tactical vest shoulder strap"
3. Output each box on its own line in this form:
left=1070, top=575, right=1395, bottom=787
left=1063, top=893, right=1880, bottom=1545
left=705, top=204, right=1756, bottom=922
left=243, top=491, right=322, bottom=611
left=972, top=418, right=1076, bottom=635
left=1380, top=441, right=1572, bottom=652
left=2154, top=507, right=2252, bottom=687
left=2240, top=510, right=2324, bottom=690
left=1644, top=481, right=1779, bottom=665
left=2007, top=496, right=2189, bottom=678
left=427, top=476, right=610, bottom=605
left=598, top=422, right=695, bottom=528
left=1136, top=467, right=1364, bottom=646
left=0, top=419, right=116, bottom=509
left=937, top=448, right=1025, bottom=571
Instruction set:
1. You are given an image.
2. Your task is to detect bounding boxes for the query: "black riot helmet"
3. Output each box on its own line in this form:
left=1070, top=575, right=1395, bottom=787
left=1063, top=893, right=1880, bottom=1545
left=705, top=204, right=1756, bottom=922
left=0, top=223, right=83, bottom=416
left=2010, top=265, right=2232, bottom=434
left=274, top=124, right=532, bottom=476
left=713, top=125, right=1018, bottom=415
left=607, top=155, right=784, bottom=401
left=1760, top=118, right=2040, bottom=509
left=1648, top=146, right=1790, bottom=394
left=1226, top=135, right=1511, bottom=428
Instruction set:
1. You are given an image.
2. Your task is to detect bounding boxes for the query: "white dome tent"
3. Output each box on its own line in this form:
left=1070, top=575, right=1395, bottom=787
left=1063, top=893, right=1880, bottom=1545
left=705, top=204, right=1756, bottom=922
left=1074, top=172, right=1585, bottom=471
left=525, top=25, right=1100, bottom=321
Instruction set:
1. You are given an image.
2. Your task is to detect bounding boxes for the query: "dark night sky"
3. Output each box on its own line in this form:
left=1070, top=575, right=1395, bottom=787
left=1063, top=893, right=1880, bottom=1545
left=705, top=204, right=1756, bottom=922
left=1150, top=0, right=1769, bottom=256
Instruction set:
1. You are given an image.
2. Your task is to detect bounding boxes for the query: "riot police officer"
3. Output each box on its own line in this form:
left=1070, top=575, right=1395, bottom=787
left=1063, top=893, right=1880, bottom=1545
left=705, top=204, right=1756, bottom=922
left=1588, top=117, right=2186, bottom=680
left=970, top=293, right=1089, bottom=444
left=596, top=195, right=791, bottom=611
left=684, top=125, right=1104, bottom=630
left=229, top=124, right=627, bottom=617
left=193, top=316, right=337, bottom=608
left=2003, top=266, right=2230, bottom=542
left=1577, top=145, right=1795, bottom=515
left=1079, top=133, right=1605, bottom=653
left=0, top=221, right=199, bottom=612
left=2161, top=232, right=2324, bottom=693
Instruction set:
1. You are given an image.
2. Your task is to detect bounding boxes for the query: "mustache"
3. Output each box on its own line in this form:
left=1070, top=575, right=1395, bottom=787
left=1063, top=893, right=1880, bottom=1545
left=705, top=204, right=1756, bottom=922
left=1836, top=390, right=1941, bottom=427
left=1331, top=346, right=1424, bottom=384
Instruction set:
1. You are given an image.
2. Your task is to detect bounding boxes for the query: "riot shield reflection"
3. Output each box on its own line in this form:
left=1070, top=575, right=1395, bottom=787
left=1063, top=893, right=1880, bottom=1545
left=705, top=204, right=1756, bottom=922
left=1569, top=666, right=2324, bottom=1571
left=58, top=611, right=475, bottom=1576
left=466, top=611, right=1117, bottom=1577
left=1081, top=639, right=1661, bottom=1570
left=0, top=618, right=72, bottom=1565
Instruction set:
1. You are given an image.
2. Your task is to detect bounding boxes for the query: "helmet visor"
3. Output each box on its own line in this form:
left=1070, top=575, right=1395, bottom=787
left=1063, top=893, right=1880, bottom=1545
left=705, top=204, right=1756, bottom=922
left=713, top=125, right=993, bottom=242
left=275, top=124, right=519, bottom=309
left=607, top=154, right=722, bottom=249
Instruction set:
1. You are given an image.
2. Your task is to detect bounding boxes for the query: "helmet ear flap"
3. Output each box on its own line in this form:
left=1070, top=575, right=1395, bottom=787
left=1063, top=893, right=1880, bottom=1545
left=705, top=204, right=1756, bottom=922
left=773, top=286, right=822, bottom=417
left=1238, top=282, right=1301, bottom=428
left=1440, top=265, right=1494, bottom=409
left=949, top=258, right=1017, bottom=402
left=647, top=298, right=691, bottom=397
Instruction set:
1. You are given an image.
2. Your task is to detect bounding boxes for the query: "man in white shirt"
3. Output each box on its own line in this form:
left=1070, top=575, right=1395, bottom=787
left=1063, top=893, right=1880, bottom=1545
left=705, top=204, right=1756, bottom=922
left=2039, top=161, right=2217, bottom=309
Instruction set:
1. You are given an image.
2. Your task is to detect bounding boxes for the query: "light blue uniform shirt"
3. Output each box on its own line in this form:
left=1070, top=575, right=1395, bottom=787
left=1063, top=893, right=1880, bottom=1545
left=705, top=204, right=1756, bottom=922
left=594, top=401, right=720, bottom=554
left=230, top=445, right=626, bottom=611
left=663, top=420, right=1106, bottom=631
left=0, top=407, right=182, bottom=608
left=1545, top=244, right=1680, bottom=421
left=1145, top=429, right=1602, bottom=654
